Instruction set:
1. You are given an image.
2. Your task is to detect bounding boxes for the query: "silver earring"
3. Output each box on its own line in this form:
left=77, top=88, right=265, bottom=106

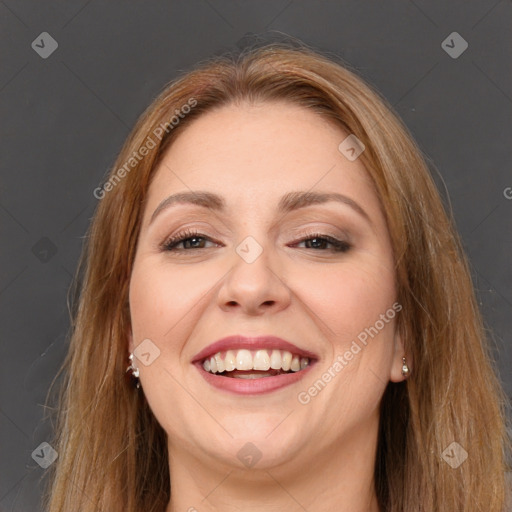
left=126, top=352, right=140, bottom=388
left=401, top=356, right=410, bottom=378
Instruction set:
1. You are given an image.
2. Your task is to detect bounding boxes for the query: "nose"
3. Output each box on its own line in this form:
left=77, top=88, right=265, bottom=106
left=217, top=245, right=292, bottom=316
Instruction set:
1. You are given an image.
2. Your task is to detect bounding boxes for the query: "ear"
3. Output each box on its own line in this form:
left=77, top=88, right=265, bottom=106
left=127, top=329, right=135, bottom=355
left=125, top=297, right=134, bottom=354
left=389, top=329, right=411, bottom=383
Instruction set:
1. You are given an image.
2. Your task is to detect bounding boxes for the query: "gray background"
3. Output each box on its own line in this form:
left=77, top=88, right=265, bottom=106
left=0, top=1, right=511, bottom=510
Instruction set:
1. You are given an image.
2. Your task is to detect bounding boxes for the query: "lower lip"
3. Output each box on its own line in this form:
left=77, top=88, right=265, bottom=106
left=193, top=361, right=316, bottom=395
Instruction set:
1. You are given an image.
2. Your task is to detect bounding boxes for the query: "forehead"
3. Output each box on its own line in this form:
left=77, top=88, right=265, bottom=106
left=143, top=101, right=379, bottom=222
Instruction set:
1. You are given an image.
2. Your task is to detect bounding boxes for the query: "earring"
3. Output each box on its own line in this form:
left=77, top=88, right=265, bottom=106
left=126, top=352, right=140, bottom=389
left=401, top=356, right=410, bottom=378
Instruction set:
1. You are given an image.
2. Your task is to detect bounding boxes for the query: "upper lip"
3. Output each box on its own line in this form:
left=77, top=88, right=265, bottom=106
left=191, top=335, right=319, bottom=363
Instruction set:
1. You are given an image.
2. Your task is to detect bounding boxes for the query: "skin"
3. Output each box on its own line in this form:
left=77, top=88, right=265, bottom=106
left=128, top=100, right=407, bottom=512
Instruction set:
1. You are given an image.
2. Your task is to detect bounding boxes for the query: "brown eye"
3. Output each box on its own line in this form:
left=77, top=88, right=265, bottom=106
left=161, top=230, right=218, bottom=251
left=292, top=233, right=352, bottom=253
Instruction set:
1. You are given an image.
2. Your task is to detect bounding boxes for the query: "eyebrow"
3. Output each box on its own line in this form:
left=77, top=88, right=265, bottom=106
left=149, top=190, right=372, bottom=226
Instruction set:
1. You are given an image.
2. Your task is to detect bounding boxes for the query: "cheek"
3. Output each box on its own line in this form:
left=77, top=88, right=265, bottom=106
left=128, top=259, right=222, bottom=342
left=293, top=260, right=397, bottom=421
left=128, top=266, right=168, bottom=336
left=291, top=254, right=396, bottom=342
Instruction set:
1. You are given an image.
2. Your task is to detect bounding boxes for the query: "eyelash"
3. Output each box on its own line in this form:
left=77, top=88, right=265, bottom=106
left=160, top=229, right=352, bottom=253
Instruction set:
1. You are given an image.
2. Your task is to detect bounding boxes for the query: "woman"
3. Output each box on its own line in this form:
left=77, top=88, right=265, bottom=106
left=44, top=40, right=511, bottom=511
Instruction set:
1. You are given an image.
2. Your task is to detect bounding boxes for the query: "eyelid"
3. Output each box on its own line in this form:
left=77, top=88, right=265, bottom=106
left=284, top=222, right=353, bottom=244
left=160, top=223, right=351, bottom=244
left=159, top=228, right=220, bottom=251
left=159, top=226, right=354, bottom=255
left=155, top=222, right=224, bottom=247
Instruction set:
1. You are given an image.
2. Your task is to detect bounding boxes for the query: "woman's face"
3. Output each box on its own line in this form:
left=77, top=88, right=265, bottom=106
left=128, top=101, right=405, bottom=472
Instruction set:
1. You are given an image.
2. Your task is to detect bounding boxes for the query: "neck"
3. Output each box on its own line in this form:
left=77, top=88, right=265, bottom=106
left=165, top=412, right=381, bottom=512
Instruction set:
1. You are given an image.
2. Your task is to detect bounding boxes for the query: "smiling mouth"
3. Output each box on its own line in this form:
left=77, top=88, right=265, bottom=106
left=201, top=348, right=311, bottom=379
left=214, top=368, right=307, bottom=379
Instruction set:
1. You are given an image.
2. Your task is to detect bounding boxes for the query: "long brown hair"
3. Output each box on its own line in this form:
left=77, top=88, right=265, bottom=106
left=44, top=39, right=511, bottom=511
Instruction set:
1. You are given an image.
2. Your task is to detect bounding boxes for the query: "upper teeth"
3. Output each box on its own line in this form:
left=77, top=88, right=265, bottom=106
left=202, top=349, right=310, bottom=374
